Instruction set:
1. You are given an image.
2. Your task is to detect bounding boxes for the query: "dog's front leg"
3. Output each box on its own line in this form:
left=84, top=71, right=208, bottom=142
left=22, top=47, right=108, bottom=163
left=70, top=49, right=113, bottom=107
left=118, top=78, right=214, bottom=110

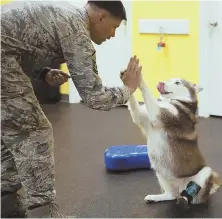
left=128, top=94, right=143, bottom=125
left=145, top=193, right=176, bottom=203
left=139, top=78, right=161, bottom=123
left=128, top=94, right=149, bottom=138
left=145, top=173, right=179, bottom=203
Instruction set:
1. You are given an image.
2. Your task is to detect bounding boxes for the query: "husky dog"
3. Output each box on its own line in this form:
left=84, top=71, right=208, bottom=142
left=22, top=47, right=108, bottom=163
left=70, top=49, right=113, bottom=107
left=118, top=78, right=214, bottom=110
left=121, top=71, right=221, bottom=206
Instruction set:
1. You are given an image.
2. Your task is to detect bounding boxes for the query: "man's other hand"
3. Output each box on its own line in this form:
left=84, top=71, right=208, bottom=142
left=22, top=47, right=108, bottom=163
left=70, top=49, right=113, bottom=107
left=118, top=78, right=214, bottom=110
left=45, top=69, right=71, bottom=86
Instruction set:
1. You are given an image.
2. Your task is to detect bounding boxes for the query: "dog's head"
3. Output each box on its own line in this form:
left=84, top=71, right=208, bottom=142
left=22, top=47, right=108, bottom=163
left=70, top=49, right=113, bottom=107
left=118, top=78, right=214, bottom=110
left=157, top=78, right=203, bottom=102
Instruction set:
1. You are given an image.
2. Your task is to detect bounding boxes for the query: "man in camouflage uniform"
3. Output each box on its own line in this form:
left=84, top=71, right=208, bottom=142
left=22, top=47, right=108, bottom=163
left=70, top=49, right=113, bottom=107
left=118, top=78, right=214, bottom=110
left=1, top=0, right=141, bottom=218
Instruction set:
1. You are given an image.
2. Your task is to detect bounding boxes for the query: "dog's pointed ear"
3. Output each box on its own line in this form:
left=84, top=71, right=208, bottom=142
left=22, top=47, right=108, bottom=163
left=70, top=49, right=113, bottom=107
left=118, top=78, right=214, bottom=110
left=194, top=84, right=203, bottom=93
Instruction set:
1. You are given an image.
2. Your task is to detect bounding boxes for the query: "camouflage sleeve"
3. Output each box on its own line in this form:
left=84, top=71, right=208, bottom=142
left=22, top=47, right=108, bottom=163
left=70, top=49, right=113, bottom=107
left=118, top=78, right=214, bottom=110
left=60, top=33, right=131, bottom=111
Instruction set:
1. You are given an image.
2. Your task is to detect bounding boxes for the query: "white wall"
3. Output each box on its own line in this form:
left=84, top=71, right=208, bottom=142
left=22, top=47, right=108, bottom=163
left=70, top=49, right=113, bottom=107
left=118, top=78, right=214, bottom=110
left=68, top=0, right=132, bottom=103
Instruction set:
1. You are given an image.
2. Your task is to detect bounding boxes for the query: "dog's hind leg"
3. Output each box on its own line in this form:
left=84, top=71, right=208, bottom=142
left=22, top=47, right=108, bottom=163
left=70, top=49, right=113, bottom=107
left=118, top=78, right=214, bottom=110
left=178, top=166, right=214, bottom=205
left=191, top=166, right=214, bottom=204
left=145, top=173, right=179, bottom=203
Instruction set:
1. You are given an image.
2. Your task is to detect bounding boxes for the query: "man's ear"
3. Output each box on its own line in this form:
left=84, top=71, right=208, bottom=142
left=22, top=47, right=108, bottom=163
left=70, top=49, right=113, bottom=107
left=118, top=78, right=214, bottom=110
left=97, top=11, right=106, bottom=23
left=194, top=84, right=203, bottom=93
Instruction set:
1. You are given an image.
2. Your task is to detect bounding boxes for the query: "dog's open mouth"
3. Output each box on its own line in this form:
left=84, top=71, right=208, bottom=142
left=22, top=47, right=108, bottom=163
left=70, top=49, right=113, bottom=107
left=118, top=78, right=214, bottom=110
left=157, top=83, right=172, bottom=95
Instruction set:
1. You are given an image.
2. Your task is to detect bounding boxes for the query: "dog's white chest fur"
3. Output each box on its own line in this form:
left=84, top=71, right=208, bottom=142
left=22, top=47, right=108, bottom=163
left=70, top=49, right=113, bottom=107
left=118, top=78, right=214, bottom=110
left=147, top=129, right=171, bottom=177
left=148, top=129, right=166, bottom=155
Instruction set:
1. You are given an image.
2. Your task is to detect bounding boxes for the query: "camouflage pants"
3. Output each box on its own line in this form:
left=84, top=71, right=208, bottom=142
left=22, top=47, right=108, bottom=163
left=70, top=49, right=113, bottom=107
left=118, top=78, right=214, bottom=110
left=1, top=54, right=56, bottom=207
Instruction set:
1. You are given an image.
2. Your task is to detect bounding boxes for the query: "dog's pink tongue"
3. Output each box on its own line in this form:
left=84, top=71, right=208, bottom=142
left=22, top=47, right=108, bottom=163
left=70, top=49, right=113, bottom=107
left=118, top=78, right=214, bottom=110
left=157, top=82, right=165, bottom=94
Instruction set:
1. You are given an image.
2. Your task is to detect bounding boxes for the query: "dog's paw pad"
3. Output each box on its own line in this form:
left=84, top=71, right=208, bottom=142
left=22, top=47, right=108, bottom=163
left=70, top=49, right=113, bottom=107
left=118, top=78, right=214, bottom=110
left=145, top=199, right=155, bottom=203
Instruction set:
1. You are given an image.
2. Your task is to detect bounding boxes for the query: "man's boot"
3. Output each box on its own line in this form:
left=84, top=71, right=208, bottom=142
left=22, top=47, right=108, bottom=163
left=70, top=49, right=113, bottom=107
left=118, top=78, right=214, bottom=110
left=27, top=203, right=67, bottom=218
left=1, top=191, right=26, bottom=218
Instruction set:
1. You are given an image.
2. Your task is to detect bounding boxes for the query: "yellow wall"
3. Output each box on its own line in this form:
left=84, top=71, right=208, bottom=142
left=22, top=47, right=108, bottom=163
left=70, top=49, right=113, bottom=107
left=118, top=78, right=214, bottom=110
left=59, top=64, right=69, bottom=95
left=132, top=1, right=199, bottom=101
left=1, top=0, right=13, bottom=4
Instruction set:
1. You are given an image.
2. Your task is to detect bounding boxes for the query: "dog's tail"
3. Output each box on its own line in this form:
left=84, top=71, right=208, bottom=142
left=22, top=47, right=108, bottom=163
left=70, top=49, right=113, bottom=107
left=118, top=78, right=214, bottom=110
left=210, top=171, right=222, bottom=195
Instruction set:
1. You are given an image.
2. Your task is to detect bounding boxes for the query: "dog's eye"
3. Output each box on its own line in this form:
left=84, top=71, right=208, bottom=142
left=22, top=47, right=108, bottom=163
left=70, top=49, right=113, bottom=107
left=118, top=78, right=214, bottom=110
left=175, top=81, right=180, bottom=85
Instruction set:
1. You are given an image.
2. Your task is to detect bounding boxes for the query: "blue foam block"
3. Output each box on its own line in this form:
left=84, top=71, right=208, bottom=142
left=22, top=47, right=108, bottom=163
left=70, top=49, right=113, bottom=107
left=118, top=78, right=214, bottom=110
left=104, top=145, right=151, bottom=171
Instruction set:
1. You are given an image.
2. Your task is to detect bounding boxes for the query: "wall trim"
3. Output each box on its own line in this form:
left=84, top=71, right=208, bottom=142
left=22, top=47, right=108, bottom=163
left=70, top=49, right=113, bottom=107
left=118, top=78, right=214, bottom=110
left=60, top=94, right=69, bottom=103
left=198, top=1, right=211, bottom=118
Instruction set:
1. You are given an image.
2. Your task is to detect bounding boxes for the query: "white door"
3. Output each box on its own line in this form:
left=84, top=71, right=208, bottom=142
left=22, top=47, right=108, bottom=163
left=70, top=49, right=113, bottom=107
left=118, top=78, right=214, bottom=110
left=208, top=1, right=222, bottom=116
left=68, top=1, right=132, bottom=103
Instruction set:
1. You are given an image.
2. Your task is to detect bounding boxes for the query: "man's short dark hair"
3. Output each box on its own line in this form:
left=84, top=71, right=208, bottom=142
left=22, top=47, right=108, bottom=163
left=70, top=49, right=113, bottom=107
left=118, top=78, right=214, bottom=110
left=87, top=0, right=127, bottom=21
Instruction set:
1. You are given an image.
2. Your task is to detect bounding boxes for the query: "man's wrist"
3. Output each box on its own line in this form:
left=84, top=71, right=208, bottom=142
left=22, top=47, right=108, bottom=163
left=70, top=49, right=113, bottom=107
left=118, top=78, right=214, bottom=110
left=127, top=86, right=136, bottom=94
left=123, top=85, right=136, bottom=94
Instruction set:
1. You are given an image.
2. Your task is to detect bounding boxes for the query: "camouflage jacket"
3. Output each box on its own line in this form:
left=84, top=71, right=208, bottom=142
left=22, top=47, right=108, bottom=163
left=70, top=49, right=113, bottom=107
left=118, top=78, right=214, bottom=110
left=1, top=1, right=130, bottom=110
